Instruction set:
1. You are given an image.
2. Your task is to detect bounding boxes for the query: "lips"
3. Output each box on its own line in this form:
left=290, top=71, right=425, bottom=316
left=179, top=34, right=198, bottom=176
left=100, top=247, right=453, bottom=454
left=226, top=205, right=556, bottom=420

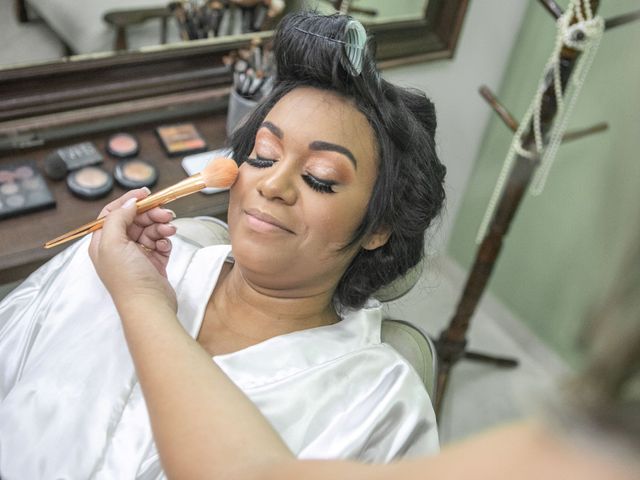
left=244, top=208, right=294, bottom=234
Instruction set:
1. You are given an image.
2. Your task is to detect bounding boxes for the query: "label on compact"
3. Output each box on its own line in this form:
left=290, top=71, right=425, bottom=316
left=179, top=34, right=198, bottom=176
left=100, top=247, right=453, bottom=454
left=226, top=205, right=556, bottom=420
left=50, top=142, right=103, bottom=171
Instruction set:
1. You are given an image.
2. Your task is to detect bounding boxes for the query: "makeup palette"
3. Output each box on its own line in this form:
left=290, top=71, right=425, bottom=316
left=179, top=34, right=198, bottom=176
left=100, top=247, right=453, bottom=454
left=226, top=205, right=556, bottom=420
left=107, top=133, right=139, bottom=159
left=0, top=160, right=56, bottom=220
left=66, top=166, right=114, bottom=200
left=156, top=123, right=207, bottom=157
left=114, top=159, right=158, bottom=189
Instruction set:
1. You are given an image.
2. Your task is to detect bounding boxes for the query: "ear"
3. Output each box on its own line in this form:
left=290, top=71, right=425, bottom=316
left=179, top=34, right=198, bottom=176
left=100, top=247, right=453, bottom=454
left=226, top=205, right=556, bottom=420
left=362, top=227, right=391, bottom=251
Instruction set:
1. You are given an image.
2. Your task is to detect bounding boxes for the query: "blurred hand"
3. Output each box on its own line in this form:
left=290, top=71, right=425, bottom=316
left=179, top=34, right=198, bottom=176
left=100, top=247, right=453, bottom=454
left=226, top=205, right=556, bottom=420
left=89, top=188, right=178, bottom=314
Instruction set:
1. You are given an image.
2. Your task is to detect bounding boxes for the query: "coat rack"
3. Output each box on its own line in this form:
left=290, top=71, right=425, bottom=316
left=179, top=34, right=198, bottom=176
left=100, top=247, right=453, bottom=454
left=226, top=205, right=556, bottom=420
left=434, top=0, right=640, bottom=417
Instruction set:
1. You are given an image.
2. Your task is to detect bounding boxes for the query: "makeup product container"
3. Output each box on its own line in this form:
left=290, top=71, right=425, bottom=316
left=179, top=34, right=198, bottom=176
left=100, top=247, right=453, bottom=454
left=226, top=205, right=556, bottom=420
left=46, top=142, right=103, bottom=171
left=0, top=160, right=56, bottom=220
left=226, top=89, right=258, bottom=137
left=114, top=159, right=158, bottom=189
left=155, top=123, right=207, bottom=157
left=43, top=156, right=69, bottom=180
left=66, top=166, right=114, bottom=200
left=106, top=133, right=140, bottom=159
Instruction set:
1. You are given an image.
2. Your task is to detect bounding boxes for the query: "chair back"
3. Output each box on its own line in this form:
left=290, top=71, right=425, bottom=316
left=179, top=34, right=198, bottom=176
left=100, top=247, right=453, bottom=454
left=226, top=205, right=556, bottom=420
left=173, top=216, right=230, bottom=247
left=381, top=319, right=438, bottom=404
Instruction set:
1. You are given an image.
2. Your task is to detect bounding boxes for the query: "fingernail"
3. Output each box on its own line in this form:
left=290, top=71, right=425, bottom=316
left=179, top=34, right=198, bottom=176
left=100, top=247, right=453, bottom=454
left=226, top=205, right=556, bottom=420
left=142, top=187, right=151, bottom=195
left=165, top=209, right=177, bottom=219
left=122, top=197, right=137, bottom=209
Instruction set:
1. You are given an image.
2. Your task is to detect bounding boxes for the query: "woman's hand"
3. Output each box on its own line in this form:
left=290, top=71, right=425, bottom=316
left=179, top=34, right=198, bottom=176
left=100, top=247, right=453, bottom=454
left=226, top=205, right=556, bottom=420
left=89, top=188, right=178, bottom=315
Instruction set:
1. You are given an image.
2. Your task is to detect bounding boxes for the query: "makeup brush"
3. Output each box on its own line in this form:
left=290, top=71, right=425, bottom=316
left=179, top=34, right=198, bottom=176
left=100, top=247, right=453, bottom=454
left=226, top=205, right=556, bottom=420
left=44, top=157, right=238, bottom=249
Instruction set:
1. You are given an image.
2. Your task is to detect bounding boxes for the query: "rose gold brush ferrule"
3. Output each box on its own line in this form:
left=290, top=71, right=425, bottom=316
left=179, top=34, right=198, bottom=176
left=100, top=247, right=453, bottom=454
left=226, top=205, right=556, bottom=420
left=44, top=173, right=207, bottom=249
left=134, top=174, right=206, bottom=211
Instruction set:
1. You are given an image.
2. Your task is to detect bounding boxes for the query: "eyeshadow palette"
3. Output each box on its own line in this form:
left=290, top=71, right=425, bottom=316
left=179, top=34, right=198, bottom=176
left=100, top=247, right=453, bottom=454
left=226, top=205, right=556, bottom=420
left=156, top=123, right=207, bottom=157
left=0, top=160, right=56, bottom=220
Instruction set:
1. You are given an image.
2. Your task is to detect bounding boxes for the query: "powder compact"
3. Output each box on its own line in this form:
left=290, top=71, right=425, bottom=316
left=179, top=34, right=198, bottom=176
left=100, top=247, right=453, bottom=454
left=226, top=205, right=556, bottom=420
left=66, top=166, right=114, bottom=200
left=0, top=160, right=56, bottom=220
left=106, top=132, right=140, bottom=159
left=114, top=159, right=158, bottom=189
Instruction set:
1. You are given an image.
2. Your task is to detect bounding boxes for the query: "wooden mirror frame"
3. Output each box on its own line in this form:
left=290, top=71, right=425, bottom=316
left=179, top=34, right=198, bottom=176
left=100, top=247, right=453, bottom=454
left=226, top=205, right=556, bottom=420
left=0, top=0, right=468, bottom=149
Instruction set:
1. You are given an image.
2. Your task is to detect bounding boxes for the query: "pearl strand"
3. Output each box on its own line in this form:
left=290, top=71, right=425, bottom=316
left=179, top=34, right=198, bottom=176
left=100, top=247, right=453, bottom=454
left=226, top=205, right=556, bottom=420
left=476, top=0, right=604, bottom=244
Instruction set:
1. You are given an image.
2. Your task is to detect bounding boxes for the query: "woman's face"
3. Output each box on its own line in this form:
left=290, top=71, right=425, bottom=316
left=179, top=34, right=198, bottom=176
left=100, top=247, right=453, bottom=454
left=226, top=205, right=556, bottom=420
left=227, top=87, right=386, bottom=296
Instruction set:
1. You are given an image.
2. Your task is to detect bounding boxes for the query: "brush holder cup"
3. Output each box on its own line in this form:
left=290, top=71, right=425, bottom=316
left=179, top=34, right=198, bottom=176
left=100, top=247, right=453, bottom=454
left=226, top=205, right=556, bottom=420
left=226, top=90, right=259, bottom=137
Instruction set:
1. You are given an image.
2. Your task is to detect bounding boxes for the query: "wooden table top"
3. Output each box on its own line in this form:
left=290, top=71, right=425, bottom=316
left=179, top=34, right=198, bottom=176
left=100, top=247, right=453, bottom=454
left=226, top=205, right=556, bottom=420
left=0, top=113, right=230, bottom=284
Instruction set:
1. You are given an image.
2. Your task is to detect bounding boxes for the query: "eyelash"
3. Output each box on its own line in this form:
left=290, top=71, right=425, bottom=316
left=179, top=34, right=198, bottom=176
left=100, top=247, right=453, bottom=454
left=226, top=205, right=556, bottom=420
left=245, top=156, right=337, bottom=194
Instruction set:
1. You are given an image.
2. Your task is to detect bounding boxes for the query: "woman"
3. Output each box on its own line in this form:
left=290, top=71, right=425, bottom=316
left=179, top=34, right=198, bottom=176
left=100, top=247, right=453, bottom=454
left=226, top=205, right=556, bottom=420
left=0, top=12, right=446, bottom=480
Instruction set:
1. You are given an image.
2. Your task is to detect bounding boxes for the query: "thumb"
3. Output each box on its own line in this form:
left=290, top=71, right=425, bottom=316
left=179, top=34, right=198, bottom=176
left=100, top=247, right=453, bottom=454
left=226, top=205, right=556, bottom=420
left=101, top=196, right=139, bottom=246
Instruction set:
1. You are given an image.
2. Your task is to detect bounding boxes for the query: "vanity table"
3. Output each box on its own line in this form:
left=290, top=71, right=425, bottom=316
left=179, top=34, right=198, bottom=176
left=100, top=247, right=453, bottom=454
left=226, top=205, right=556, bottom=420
left=0, top=113, right=231, bottom=284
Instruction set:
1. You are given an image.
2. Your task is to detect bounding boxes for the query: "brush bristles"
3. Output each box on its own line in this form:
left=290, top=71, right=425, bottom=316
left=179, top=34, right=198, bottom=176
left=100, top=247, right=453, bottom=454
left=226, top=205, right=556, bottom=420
left=202, top=157, right=239, bottom=188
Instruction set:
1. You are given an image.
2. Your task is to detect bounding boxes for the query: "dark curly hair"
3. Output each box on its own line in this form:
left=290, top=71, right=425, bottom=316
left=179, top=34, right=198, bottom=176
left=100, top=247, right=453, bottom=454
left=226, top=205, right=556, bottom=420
left=229, top=11, right=446, bottom=309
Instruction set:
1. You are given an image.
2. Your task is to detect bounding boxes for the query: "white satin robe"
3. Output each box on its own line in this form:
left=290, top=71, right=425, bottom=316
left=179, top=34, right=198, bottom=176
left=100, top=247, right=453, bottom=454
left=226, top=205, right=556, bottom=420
left=0, top=237, right=438, bottom=479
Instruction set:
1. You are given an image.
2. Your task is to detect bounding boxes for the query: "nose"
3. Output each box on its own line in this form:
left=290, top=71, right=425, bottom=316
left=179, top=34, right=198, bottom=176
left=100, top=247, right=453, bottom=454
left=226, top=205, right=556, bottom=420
left=256, top=162, right=298, bottom=205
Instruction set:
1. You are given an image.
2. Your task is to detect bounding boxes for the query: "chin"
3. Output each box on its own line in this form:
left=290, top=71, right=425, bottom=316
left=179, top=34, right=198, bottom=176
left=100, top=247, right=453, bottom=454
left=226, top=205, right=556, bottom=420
left=230, top=235, right=289, bottom=274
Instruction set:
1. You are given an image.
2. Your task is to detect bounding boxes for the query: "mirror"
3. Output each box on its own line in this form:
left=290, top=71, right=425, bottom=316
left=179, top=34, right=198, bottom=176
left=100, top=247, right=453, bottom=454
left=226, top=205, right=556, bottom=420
left=4, top=1, right=458, bottom=68
left=0, top=0, right=468, bottom=146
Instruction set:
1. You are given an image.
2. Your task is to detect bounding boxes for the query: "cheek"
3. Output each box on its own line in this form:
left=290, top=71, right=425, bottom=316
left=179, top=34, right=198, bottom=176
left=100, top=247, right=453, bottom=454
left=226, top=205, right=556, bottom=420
left=229, top=165, right=257, bottom=200
left=228, top=169, right=253, bottom=222
left=308, top=195, right=369, bottom=245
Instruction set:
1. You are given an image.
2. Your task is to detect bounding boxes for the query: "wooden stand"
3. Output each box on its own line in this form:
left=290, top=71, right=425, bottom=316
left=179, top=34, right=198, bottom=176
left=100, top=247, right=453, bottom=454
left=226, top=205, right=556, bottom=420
left=434, top=0, right=614, bottom=417
left=434, top=0, right=640, bottom=417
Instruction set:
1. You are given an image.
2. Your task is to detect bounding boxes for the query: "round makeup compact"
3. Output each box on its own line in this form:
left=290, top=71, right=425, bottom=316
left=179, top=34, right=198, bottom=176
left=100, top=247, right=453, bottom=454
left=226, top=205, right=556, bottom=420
left=67, top=166, right=114, bottom=200
left=114, top=159, right=158, bottom=189
left=106, top=132, right=139, bottom=159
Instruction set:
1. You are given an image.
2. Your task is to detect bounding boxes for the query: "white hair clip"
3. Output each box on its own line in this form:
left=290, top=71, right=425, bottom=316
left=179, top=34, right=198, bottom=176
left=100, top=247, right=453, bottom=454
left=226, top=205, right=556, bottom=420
left=293, top=18, right=367, bottom=76
left=342, top=19, right=367, bottom=75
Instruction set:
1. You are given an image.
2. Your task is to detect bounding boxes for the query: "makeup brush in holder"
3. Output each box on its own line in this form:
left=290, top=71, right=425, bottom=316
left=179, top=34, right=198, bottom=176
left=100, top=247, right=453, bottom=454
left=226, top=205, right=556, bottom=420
left=225, top=40, right=275, bottom=136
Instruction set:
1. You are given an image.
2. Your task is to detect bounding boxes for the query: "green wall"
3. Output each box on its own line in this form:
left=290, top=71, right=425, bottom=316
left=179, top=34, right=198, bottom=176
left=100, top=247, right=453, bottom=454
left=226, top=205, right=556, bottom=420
left=448, top=0, right=640, bottom=366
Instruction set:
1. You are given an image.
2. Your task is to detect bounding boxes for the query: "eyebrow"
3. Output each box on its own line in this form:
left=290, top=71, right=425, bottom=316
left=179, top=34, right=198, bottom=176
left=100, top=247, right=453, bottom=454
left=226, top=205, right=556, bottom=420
left=309, top=141, right=357, bottom=169
left=260, top=121, right=284, bottom=139
left=259, top=121, right=357, bottom=169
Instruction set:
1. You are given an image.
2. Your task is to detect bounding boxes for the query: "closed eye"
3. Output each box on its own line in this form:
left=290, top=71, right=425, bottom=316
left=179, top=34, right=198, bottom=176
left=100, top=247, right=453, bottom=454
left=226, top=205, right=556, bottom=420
left=246, top=156, right=275, bottom=168
left=247, top=156, right=337, bottom=194
left=302, top=174, right=336, bottom=194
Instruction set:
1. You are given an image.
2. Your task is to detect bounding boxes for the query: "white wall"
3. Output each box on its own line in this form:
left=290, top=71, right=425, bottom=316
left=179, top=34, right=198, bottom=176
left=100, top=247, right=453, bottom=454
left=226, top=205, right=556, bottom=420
left=383, top=0, right=529, bottom=252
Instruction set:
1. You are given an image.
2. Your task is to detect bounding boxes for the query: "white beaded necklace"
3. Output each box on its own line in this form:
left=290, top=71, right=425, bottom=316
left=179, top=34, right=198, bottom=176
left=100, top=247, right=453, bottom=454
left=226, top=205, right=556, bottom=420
left=476, top=0, right=604, bottom=243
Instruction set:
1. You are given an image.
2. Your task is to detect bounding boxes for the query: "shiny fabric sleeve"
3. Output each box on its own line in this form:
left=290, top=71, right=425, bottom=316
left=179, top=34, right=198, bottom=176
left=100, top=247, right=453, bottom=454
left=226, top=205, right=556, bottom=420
left=0, top=239, right=86, bottom=400
left=213, top=301, right=439, bottom=464
left=347, top=346, right=439, bottom=462
left=291, top=345, right=439, bottom=463
left=223, top=343, right=439, bottom=464
left=0, top=238, right=224, bottom=480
